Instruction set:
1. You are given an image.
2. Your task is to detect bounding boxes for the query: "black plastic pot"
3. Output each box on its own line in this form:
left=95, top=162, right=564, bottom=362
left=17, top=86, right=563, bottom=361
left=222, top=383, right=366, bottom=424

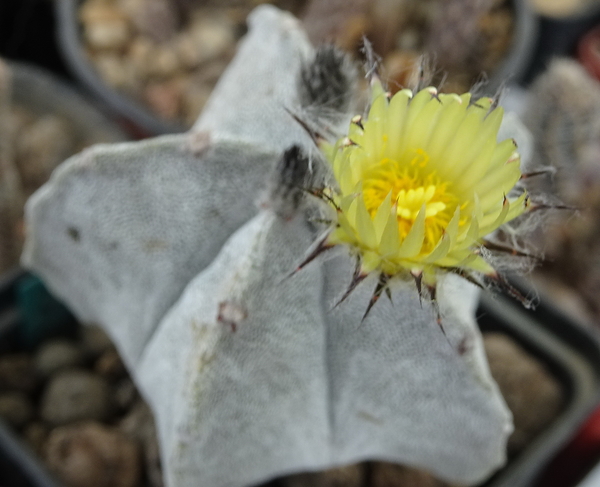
left=8, top=60, right=127, bottom=145
left=487, top=0, right=540, bottom=91
left=479, top=289, right=600, bottom=487
left=0, top=271, right=599, bottom=487
left=54, top=0, right=185, bottom=136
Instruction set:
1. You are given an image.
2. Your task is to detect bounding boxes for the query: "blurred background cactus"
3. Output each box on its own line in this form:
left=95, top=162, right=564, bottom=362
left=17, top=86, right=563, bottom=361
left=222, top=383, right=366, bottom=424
left=523, top=58, right=600, bottom=325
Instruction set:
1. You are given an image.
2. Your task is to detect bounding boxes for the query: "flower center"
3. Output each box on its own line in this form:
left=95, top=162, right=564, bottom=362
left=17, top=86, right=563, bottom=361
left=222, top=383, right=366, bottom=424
left=395, top=185, right=446, bottom=220
left=361, top=149, right=458, bottom=252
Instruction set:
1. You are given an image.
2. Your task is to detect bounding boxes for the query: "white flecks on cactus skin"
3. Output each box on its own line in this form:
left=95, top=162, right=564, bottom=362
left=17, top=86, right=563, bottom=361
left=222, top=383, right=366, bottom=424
left=22, top=5, right=532, bottom=487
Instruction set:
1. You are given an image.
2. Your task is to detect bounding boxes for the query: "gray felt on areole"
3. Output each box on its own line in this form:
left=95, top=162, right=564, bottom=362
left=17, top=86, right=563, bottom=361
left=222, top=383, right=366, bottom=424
left=23, top=5, right=516, bottom=487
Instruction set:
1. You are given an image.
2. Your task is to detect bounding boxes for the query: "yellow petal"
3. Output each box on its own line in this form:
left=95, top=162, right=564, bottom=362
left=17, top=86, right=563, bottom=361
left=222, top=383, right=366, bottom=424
left=386, top=89, right=412, bottom=157
left=379, top=210, right=401, bottom=256
left=404, top=96, right=443, bottom=151
left=426, top=96, right=468, bottom=166
left=373, top=191, right=393, bottom=241
left=355, top=196, right=377, bottom=248
left=424, top=232, right=452, bottom=263
left=397, top=204, right=426, bottom=258
left=445, top=206, right=461, bottom=246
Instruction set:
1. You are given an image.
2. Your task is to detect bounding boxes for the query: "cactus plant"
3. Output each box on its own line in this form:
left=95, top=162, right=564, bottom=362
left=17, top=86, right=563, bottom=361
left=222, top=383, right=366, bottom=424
left=523, top=59, right=600, bottom=322
left=22, top=5, right=537, bottom=487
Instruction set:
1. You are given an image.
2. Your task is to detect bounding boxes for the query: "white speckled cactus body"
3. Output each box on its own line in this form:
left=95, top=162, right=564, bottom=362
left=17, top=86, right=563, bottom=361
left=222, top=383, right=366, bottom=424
left=23, top=6, right=518, bottom=487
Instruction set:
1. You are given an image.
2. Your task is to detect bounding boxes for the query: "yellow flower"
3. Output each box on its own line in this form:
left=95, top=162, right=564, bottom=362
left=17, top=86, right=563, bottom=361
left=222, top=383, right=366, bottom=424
left=321, top=81, right=529, bottom=288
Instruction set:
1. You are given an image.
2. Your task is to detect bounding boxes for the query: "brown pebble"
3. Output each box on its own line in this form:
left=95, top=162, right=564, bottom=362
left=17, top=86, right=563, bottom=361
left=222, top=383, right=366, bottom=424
left=23, top=421, right=49, bottom=456
left=279, top=472, right=326, bottom=487
left=40, top=369, right=113, bottom=425
left=144, top=79, right=184, bottom=120
left=0, top=391, right=34, bottom=429
left=382, top=50, right=421, bottom=93
left=94, top=348, right=127, bottom=381
left=370, top=462, right=449, bottom=487
left=92, top=53, right=139, bottom=93
left=80, top=1, right=132, bottom=51
left=119, top=0, right=179, bottom=43
left=302, top=0, right=371, bottom=50
left=279, top=464, right=365, bottom=487
left=185, top=15, right=235, bottom=66
left=45, top=422, right=141, bottom=487
left=323, top=464, right=365, bottom=487
left=127, top=37, right=154, bottom=82
left=35, top=339, right=84, bottom=378
left=80, top=325, right=114, bottom=360
left=181, top=81, right=212, bottom=127
left=0, top=353, right=37, bottom=393
left=79, top=0, right=241, bottom=126
left=484, top=333, right=565, bottom=455
left=119, top=401, right=162, bottom=487
left=15, top=115, right=73, bottom=192
left=114, top=377, right=138, bottom=410
left=145, top=44, right=182, bottom=79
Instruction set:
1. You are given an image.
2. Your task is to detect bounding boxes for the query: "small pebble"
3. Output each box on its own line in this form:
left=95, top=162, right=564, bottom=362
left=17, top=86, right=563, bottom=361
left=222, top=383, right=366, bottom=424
left=279, top=464, right=365, bottom=487
left=0, top=391, right=34, bottom=429
left=40, top=369, right=113, bottom=425
left=80, top=325, right=115, bottom=360
left=35, top=339, right=84, bottom=378
left=144, top=79, right=184, bottom=120
left=145, top=45, right=181, bottom=79
left=302, top=0, right=371, bottom=50
left=181, top=79, right=212, bottom=127
left=95, top=348, right=127, bottom=381
left=186, top=15, right=236, bottom=65
left=119, top=401, right=155, bottom=441
left=114, top=377, right=138, bottom=411
left=92, top=53, right=140, bottom=93
left=114, top=377, right=138, bottom=410
left=127, top=37, right=154, bottom=81
left=321, top=464, right=365, bottom=487
left=0, top=353, right=37, bottom=393
left=279, top=472, right=326, bottom=487
left=120, top=401, right=162, bottom=487
left=118, top=0, right=179, bottom=43
left=529, top=0, right=590, bottom=17
left=45, top=422, right=141, bottom=487
left=23, top=422, right=49, bottom=456
left=369, top=462, right=449, bottom=487
left=78, top=0, right=248, bottom=126
left=484, top=333, right=565, bottom=455
left=80, top=1, right=132, bottom=51
left=15, top=115, right=73, bottom=192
